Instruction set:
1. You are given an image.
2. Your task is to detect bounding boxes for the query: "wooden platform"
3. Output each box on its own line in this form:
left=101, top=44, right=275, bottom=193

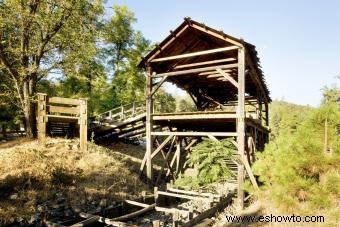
left=153, top=111, right=268, bottom=133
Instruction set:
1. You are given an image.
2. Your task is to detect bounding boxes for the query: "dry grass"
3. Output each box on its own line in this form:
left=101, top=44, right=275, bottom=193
left=0, top=138, right=150, bottom=224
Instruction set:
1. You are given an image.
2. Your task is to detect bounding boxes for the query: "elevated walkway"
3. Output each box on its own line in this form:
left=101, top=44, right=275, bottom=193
left=90, top=102, right=147, bottom=140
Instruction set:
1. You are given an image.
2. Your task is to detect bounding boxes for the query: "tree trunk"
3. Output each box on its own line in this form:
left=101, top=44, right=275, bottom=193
left=22, top=79, right=36, bottom=138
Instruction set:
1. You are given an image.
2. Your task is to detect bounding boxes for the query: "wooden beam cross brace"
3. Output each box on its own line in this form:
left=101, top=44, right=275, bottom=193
left=216, top=67, right=238, bottom=88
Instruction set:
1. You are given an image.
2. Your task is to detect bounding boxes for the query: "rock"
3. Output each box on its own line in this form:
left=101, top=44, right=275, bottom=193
left=99, top=199, right=107, bottom=207
left=9, top=193, right=19, bottom=200
left=28, top=213, right=40, bottom=224
left=64, top=209, right=73, bottom=217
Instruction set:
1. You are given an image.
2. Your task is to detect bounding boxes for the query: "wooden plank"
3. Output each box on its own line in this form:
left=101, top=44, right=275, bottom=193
left=111, top=204, right=156, bottom=221
left=175, top=58, right=235, bottom=69
left=78, top=213, right=136, bottom=226
left=48, top=105, right=79, bottom=115
left=216, top=67, right=238, bottom=88
left=48, top=97, right=81, bottom=106
left=70, top=216, right=99, bottom=227
left=237, top=47, right=246, bottom=209
left=46, top=115, right=79, bottom=120
left=151, top=132, right=237, bottom=137
left=125, top=200, right=189, bottom=216
left=153, top=63, right=238, bottom=78
left=157, top=190, right=211, bottom=202
left=181, top=194, right=233, bottom=227
left=166, top=187, right=220, bottom=199
left=152, top=113, right=237, bottom=120
left=151, top=46, right=238, bottom=62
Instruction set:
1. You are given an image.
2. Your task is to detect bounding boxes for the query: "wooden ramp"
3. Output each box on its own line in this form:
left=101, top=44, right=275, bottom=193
left=90, top=102, right=147, bottom=140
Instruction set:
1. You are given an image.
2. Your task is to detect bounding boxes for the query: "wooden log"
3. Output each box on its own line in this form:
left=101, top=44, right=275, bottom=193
left=151, top=46, right=238, bottom=62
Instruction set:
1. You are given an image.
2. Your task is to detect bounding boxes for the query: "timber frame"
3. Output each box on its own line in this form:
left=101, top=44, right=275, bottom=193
left=37, top=93, right=88, bottom=151
left=139, top=18, right=270, bottom=209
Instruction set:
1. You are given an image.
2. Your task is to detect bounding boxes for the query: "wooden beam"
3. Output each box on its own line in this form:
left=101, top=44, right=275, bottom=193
left=242, top=156, right=259, bottom=189
left=140, top=135, right=173, bottom=172
left=151, top=46, right=238, bottom=63
left=147, top=24, right=189, bottom=62
left=153, top=63, right=238, bottom=78
left=78, top=213, right=137, bottom=227
left=151, top=131, right=237, bottom=137
left=48, top=105, right=79, bottom=115
left=237, top=47, right=246, bottom=209
left=37, top=93, right=47, bottom=144
left=181, top=194, right=233, bottom=227
left=145, top=67, right=153, bottom=180
left=157, top=190, right=211, bottom=202
left=191, top=24, right=243, bottom=47
left=48, top=97, right=81, bottom=106
left=79, top=99, right=87, bottom=152
left=175, top=58, right=236, bottom=69
left=216, top=68, right=238, bottom=88
left=151, top=75, right=168, bottom=97
left=199, top=69, right=232, bottom=76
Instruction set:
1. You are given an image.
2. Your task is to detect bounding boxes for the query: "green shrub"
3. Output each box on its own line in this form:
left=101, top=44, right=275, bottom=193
left=175, top=138, right=236, bottom=189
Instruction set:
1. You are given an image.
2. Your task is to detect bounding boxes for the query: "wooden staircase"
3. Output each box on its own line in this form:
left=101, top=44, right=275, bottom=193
left=89, top=102, right=147, bottom=140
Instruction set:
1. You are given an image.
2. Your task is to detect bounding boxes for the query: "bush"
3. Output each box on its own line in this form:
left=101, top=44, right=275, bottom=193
left=175, top=138, right=236, bottom=189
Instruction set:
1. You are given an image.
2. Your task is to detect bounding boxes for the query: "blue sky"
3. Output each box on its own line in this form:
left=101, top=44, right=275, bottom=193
left=107, top=0, right=340, bottom=106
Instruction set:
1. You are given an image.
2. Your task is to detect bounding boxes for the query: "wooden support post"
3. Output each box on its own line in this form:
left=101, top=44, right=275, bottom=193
left=37, top=93, right=47, bottom=143
left=324, top=118, right=328, bottom=154
left=154, top=187, right=158, bottom=204
left=173, top=211, right=180, bottom=227
left=237, top=47, right=245, bottom=209
left=79, top=98, right=87, bottom=152
left=146, top=67, right=154, bottom=180
left=132, top=102, right=136, bottom=116
left=152, top=220, right=160, bottom=227
left=265, top=102, right=269, bottom=127
left=120, top=106, right=124, bottom=120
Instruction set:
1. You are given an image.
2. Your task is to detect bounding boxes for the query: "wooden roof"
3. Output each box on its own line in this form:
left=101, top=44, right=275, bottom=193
left=139, top=18, right=271, bottom=104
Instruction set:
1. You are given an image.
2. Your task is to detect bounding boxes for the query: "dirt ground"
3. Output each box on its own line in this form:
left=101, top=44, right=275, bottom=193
left=0, top=137, right=153, bottom=224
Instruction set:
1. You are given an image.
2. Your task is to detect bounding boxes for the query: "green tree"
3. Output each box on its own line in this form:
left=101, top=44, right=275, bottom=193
left=251, top=87, right=340, bottom=220
left=0, top=0, right=104, bottom=137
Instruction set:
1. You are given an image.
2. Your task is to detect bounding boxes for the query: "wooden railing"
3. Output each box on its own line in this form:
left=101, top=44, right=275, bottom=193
left=96, top=101, right=146, bottom=123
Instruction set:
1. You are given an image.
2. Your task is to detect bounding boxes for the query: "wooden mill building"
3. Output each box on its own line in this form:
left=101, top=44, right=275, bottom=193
left=138, top=18, right=270, bottom=208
